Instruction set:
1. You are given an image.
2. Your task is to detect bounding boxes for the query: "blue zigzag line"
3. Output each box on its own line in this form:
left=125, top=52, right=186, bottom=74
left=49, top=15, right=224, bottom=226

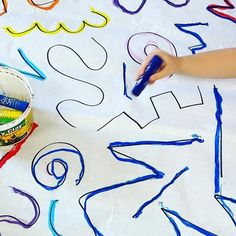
left=133, top=166, right=189, bottom=218
left=215, top=194, right=236, bottom=227
left=175, top=22, right=209, bottom=54
left=79, top=136, right=204, bottom=236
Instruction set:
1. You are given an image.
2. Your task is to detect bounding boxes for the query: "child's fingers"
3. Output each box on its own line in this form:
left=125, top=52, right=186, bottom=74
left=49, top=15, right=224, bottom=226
left=135, top=68, right=145, bottom=80
left=135, top=61, right=150, bottom=80
left=135, top=54, right=157, bottom=80
left=149, top=67, right=169, bottom=82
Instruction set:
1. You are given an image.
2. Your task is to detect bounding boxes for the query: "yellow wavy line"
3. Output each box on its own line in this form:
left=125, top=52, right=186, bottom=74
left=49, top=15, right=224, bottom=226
left=3, top=7, right=110, bottom=37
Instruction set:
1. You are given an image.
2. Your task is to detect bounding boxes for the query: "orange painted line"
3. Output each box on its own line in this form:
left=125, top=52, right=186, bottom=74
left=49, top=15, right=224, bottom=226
left=26, top=0, right=60, bottom=10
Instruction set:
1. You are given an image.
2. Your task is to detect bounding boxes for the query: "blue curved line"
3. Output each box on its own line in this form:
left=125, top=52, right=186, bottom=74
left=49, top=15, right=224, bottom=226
left=48, top=200, right=62, bottom=236
left=109, top=136, right=204, bottom=148
left=175, top=22, right=209, bottom=54
left=32, top=148, right=85, bottom=190
left=50, top=158, right=68, bottom=181
left=133, top=166, right=189, bottom=218
left=163, top=0, right=190, bottom=7
left=112, top=0, right=147, bottom=15
left=108, top=145, right=164, bottom=176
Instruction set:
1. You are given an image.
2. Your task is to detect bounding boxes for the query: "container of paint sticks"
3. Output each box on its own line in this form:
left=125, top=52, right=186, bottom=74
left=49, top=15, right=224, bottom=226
left=0, top=67, right=34, bottom=146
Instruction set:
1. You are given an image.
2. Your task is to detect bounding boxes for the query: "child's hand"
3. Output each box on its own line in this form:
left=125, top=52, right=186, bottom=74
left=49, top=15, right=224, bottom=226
left=135, top=49, right=179, bottom=84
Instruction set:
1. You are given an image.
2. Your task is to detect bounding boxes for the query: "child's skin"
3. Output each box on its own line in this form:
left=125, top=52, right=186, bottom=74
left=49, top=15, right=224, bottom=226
left=136, top=48, right=236, bottom=84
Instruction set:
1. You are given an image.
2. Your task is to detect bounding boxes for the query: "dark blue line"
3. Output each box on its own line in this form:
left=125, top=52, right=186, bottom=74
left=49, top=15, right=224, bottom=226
left=175, top=23, right=208, bottom=54
left=213, top=86, right=223, bottom=194
left=122, top=62, right=132, bottom=100
left=108, top=147, right=164, bottom=177
left=80, top=136, right=204, bottom=235
left=133, top=166, right=189, bottom=218
left=215, top=194, right=236, bottom=227
left=109, top=136, right=204, bottom=148
left=112, top=0, right=147, bottom=15
left=81, top=174, right=162, bottom=236
left=163, top=0, right=190, bottom=7
left=162, top=207, right=217, bottom=235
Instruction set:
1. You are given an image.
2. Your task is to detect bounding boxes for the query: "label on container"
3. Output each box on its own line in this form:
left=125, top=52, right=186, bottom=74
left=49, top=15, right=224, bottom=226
left=0, top=110, right=33, bottom=146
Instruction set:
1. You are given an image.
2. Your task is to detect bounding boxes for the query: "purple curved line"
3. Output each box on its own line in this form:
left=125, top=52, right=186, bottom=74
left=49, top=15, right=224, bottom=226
left=144, top=44, right=159, bottom=56
left=163, top=0, right=190, bottom=7
left=0, top=187, right=40, bottom=228
left=113, top=0, right=147, bottom=14
left=127, top=31, right=177, bottom=64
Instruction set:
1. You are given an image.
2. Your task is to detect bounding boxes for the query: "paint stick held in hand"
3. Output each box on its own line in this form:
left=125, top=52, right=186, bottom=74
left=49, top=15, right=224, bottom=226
left=132, top=55, right=163, bottom=96
left=0, top=94, right=29, bottom=112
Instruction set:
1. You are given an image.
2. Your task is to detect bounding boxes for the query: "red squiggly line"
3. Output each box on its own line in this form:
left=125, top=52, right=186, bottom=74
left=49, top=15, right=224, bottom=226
left=207, top=0, right=236, bottom=24
left=0, top=122, right=38, bottom=168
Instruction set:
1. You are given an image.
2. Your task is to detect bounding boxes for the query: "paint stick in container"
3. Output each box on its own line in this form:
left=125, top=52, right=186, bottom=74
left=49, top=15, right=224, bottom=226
left=0, top=109, right=22, bottom=119
left=0, top=117, right=15, bottom=125
left=132, top=55, right=163, bottom=96
left=0, top=94, right=29, bottom=112
left=0, top=109, right=22, bottom=125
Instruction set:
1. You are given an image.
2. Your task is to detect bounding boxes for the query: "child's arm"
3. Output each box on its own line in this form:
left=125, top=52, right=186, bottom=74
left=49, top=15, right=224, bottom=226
left=136, top=48, right=236, bottom=83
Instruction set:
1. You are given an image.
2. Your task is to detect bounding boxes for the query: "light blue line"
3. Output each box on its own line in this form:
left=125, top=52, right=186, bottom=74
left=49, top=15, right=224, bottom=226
left=122, top=62, right=132, bottom=100
left=48, top=200, right=62, bottom=236
left=0, top=48, right=46, bottom=80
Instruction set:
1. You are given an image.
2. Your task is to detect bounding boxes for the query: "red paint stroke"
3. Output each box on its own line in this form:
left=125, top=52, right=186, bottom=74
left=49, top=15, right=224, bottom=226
left=0, top=122, right=38, bottom=168
left=207, top=0, right=236, bottom=23
left=26, top=0, right=60, bottom=10
left=0, top=0, right=8, bottom=16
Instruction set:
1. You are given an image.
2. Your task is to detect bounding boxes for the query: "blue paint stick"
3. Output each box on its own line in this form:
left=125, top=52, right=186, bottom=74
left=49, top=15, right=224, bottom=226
left=132, top=55, right=163, bottom=96
left=0, top=94, right=29, bottom=112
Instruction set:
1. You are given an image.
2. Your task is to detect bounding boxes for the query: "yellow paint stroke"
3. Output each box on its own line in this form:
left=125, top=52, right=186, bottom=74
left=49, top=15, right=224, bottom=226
left=3, top=7, right=110, bottom=37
